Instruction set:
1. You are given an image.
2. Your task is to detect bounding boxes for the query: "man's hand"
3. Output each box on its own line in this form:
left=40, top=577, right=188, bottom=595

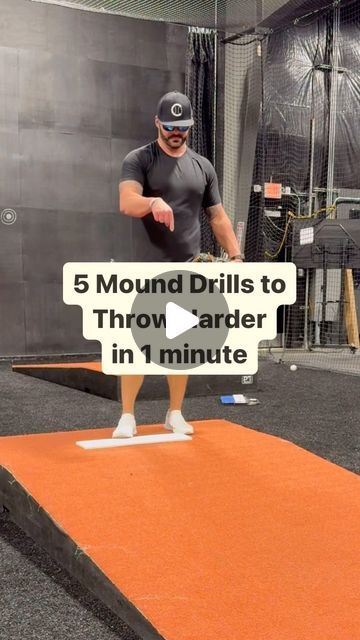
left=151, top=198, right=175, bottom=232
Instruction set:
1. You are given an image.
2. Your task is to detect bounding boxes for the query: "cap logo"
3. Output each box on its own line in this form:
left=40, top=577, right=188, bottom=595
left=171, top=103, right=183, bottom=117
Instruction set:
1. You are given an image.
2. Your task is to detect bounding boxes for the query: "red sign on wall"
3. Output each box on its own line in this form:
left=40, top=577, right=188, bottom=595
left=264, top=182, right=282, bottom=199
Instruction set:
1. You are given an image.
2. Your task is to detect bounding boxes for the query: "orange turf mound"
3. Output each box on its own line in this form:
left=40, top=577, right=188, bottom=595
left=1, top=420, right=359, bottom=639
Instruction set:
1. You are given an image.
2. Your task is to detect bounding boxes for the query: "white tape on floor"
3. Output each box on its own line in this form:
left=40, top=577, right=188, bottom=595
left=76, top=433, right=192, bottom=449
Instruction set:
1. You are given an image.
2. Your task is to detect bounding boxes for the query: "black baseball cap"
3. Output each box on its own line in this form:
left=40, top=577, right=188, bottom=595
left=156, top=91, right=194, bottom=127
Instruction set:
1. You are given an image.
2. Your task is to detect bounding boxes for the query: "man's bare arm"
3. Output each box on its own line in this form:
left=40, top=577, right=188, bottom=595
left=206, top=204, right=242, bottom=260
left=119, top=180, right=153, bottom=218
left=119, top=181, right=174, bottom=231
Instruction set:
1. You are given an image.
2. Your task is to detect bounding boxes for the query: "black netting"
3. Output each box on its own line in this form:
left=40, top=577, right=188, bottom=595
left=223, top=0, right=360, bottom=373
left=185, top=30, right=216, bottom=164
left=30, top=0, right=218, bottom=27
left=185, top=29, right=219, bottom=255
left=31, top=0, right=354, bottom=31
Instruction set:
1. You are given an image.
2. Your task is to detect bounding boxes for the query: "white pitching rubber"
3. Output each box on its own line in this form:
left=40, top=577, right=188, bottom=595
left=76, top=433, right=192, bottom=450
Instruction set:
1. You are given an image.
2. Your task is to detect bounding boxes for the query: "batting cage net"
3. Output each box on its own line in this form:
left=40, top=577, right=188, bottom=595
left=222, top=0, right=360, bottom=375
left=30, top=0, right=360, bottom=375
left=30, top=0, right=326, bottom=31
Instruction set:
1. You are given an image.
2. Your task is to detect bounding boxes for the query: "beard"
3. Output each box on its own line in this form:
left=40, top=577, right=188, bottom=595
left=159, top=128, right=187, bottom=148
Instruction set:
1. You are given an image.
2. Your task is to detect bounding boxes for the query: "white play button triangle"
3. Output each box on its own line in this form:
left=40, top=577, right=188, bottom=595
left=165, top=302, right=199, bottom=340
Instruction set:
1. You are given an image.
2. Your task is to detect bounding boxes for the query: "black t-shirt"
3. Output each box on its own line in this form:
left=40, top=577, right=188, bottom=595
left=120, top=141, right=221, bottom=262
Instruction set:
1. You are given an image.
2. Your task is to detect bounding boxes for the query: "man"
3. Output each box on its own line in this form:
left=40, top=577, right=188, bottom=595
left=113, top=91, right=242, bottom=438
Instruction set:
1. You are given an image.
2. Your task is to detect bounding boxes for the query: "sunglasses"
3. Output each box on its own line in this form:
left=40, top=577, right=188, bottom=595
left=162, top=125, right=190, bottom=132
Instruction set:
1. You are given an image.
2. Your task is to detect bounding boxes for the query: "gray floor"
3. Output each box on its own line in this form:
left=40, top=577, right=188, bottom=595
left=1, top=360, right=359, bottom=640
left=260, top=346, right=360, bottom=376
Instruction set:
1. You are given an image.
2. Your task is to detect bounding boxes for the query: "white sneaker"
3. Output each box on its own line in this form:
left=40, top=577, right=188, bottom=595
left=164, top=410, right=194, bottom=435
left=112, top=413, right=137, bottom=438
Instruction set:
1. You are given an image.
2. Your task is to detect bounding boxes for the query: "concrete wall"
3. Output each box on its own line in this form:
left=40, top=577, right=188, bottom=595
left=0, top=0, right=187, bottom=356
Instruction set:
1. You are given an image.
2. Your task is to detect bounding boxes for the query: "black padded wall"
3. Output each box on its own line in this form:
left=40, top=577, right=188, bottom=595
left=0, top=0, right=187, bottom=356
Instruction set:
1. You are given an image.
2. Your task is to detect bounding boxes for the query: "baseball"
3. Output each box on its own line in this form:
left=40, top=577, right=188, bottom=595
left=290, top=364, right=297, bottom=372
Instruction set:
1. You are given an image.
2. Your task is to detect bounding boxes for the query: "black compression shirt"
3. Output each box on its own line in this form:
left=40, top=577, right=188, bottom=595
left=120, top=140, right=221, bottom=262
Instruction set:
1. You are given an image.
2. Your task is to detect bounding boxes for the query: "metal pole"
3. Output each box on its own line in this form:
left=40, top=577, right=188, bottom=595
left=304, top=269, right=310, bottom=349
left=322, top=249, right=327, bottom=345
left=308, top=117, right=316, bottom=216
left=213, top=0, right=218, bottom=168
left=303, top=117, right=316, bottom=349
left=324, top=4, right=341, bottom=349
left=326, top=2, right=340, bottom=213
left=282, top=191, right=301, bottom=350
